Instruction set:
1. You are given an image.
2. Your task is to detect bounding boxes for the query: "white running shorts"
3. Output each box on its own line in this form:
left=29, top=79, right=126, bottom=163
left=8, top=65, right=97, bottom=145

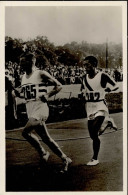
left=26, top=100, right=49, bottom=122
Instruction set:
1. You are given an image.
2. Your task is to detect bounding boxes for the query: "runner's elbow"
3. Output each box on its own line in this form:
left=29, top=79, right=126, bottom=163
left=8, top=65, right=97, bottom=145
left=57, top=85, right=62, bottom=92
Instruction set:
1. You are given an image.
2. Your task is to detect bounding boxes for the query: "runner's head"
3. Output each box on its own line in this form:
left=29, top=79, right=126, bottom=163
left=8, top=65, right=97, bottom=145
left=83, top=56, right=98, bottom=75
left=83, top=56, right=98, bottom=67
left=20, top=53, right=36, bottom=72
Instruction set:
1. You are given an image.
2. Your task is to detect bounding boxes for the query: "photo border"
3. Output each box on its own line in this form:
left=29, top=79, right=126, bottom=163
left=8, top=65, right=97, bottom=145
left=0, top=1, right=127, bottom=194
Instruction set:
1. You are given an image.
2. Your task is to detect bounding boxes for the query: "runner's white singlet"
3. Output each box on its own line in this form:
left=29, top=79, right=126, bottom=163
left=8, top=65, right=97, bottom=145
left=83, top=72, right=108, bottom=119
left=21, top=69, right=49, bottom=121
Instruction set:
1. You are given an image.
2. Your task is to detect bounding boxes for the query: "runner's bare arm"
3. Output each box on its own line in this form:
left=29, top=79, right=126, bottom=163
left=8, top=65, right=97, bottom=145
left=13, top=87, right=24, bottom=98
left=101, top=73, right=119, bottom=92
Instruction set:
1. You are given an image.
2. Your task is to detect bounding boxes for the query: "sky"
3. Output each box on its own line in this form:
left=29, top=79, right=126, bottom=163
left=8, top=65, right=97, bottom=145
left=5, top=6, right=122, bottom=46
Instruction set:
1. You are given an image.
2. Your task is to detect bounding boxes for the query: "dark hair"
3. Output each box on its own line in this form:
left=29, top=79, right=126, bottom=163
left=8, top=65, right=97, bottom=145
left=84, top=56, right=98, bottom=67
left=20, top=52, right=36, bottom=64
left=21, top=52, right=35, bottom=60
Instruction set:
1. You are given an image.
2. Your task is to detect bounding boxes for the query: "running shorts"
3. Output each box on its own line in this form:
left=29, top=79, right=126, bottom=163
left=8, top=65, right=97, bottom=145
left=26, top=100, right=49, bottom=121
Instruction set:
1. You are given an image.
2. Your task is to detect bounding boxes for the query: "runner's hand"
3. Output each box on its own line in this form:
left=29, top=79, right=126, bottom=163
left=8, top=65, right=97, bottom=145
left=41, top=94, right=49, bottom=102
left=105, top=87, right=111, bottom=92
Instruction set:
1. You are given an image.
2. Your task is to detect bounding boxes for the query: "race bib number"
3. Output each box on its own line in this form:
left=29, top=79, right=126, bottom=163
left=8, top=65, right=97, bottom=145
left=85, top=92, right=100, bottom=102
left=21, top=84, right=47, bottom=101
left=22, top=84, right=36, bottom=100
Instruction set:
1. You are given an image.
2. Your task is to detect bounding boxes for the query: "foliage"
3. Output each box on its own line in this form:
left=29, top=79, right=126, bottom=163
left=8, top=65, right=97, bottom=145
left=5, top=35, right=122, bottom=69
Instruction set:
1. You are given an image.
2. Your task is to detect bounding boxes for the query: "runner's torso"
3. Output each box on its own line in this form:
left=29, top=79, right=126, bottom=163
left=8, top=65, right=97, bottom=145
left=82, top=72, right=108, bottom=117
left=84, top=72, right=105, bottom=102
left=21, top=69, right=47, bottom=102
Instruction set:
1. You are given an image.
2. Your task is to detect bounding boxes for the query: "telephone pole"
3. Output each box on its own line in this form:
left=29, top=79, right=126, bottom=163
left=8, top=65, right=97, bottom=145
left=106, top=38, right=108, bottom=69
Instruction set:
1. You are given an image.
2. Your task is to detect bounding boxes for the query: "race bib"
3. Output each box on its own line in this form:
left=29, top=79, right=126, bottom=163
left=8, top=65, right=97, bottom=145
left=21, top=84, right=47, bottom=101
left=85, top=92, right=100, bottom=102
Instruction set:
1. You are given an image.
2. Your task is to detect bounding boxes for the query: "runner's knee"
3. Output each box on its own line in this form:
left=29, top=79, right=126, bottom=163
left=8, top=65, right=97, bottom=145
left=22, top=130, right=27, bottom=138
left=22, top=130, right=31, bottom=139
left=90, top=133, right=99, bottom=140
left=88, top=127, right=99, bottom=140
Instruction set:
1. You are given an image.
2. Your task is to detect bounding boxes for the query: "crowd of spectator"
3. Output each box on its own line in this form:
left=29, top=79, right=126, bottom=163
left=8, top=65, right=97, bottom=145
left=5, top=60, right=123, bottom=88
left=45, top=64, right=123, bottom=84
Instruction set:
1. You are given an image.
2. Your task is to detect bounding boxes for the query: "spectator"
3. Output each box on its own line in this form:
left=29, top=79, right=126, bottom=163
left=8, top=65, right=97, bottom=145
left=5, top=74, right=16, bottom=130
left=5, top=60, right=123, bottom=86
left=114, top=69, right=121, bottom=82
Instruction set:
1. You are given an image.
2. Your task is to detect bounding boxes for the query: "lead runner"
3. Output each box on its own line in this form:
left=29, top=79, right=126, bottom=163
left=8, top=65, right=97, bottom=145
left=14, top=53, right=72, bottom=173
left=81, top=56, right=118, bottom=166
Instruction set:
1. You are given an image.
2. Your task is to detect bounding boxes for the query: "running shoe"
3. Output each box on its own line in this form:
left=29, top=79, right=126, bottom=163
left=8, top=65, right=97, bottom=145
left=87, top=159, right=99, bottom=166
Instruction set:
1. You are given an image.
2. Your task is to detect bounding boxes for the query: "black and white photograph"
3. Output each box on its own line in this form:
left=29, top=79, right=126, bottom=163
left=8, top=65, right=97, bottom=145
left=0, top=1, right=127, bottom=193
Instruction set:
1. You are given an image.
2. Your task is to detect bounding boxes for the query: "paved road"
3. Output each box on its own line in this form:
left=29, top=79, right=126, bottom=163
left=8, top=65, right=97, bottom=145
left=6, top=113, right=123, bottom=191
